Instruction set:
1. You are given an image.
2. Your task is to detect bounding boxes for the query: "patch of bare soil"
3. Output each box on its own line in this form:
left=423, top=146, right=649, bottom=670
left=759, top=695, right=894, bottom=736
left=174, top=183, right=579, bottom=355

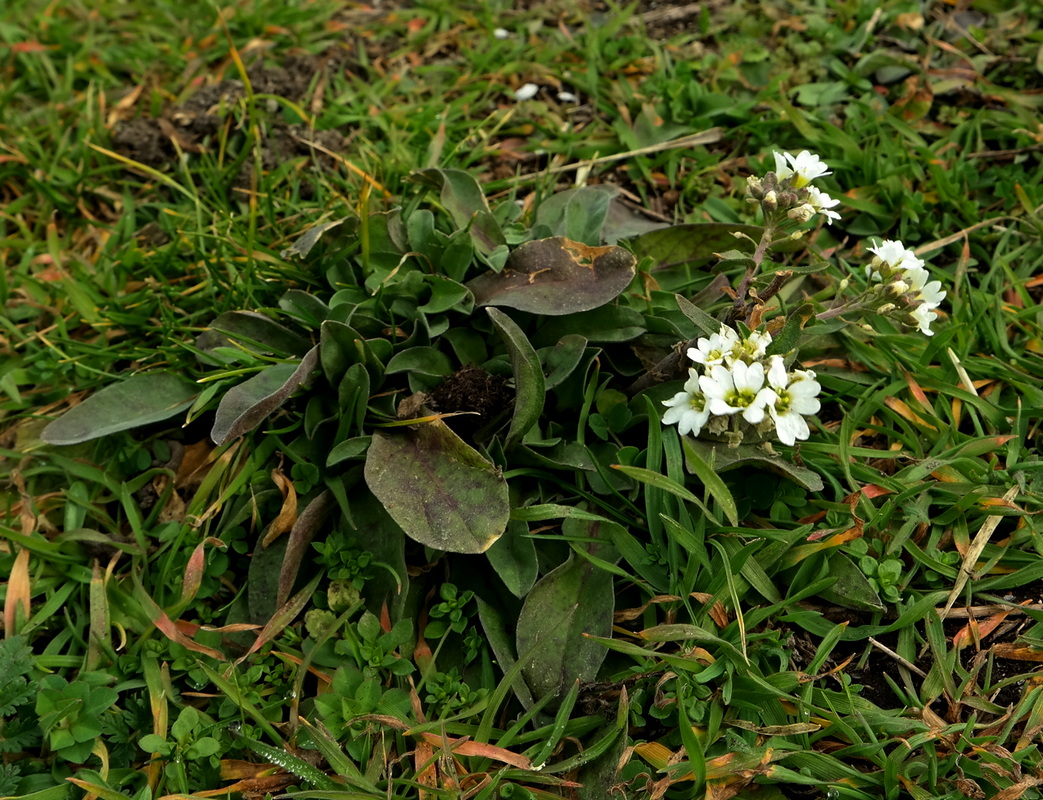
left=111, top=56, right=345, bottom=193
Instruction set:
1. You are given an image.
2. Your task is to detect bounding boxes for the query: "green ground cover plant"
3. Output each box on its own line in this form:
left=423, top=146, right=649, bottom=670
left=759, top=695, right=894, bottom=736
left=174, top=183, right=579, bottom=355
left=4, top=0, right=1043, bottom=798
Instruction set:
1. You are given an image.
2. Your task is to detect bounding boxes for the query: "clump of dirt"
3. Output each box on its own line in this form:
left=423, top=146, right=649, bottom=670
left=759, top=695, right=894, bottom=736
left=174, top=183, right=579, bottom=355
left=111, top=57, right=346, bottom=192
left=430, top=364, right=513, bottom=441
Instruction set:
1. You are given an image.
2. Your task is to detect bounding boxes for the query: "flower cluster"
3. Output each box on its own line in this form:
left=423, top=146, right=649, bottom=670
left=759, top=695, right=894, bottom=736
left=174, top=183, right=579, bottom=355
left=865, top=239, right=947, bottom=336
left=745, top=150, right=841, bottom=225
left=662, top=325, right=822, bottom=446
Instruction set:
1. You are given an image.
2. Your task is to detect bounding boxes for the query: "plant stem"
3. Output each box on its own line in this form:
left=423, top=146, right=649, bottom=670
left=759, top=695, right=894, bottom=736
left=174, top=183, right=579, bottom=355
left=730, top=218, right=778, bottom=323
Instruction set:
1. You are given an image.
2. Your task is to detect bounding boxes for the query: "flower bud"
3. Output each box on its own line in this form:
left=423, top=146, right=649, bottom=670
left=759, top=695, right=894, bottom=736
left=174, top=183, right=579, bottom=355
left=787, top=203, right=815, bottom=223
left=762, top=190, right=778, bottom=211
left=888, top=280, right=909, bottom=296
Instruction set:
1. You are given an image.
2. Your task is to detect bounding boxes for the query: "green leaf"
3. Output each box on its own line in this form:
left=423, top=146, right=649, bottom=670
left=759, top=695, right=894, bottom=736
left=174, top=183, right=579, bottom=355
left=468, top=237, right=636, bottom=316
left=138, top=734, right=171, bottom=755
left=0, top=636, right=34, bottom=715
left=42, top=372, right=199, bottom=446
left=680, top=438, right=739, bottom=526
left=487, top=308, right=545, bottom=447
left=674, top=294, right=722, bottom=338
left=210, top=346, right=319, bottom=445
left=411, top=168, right=507, bottom=259
left=364, top=420, right=509, bottom=553
left=185, top=737, right=221, bottom=759
left=540, top=334, right=588, bottom=389
left=485, top=519, right=538, bottom=598
left=533, top=184, right=618, bottom=245
left=171, top=707, right=199, bottom=741
left=476, top=597, right=534, bottom=709
left=326, top=436, right=371, bottom=467
left=516, top=550, right=614, bottom=704
left=629, top=223, right=767, bottom=270
left=681, top=437, right=824, bottom=492
left=280, top=218, right=349, bottom=259
left=234, top=733, right=338, bottom=791
left=818, top=553, right=886, bottom=612
left=320, top=321, right=365, bottom=386
left=610, top=463, right=720, bottom=525
left=533, top=305, right=645, bottom=344
left=196, top=310, right=313, bottom=363
left=278, top=289, right=330, bottom=326
left=764, top=302, right=815, bottom=357
left=385, top=346, right=454, bottom=377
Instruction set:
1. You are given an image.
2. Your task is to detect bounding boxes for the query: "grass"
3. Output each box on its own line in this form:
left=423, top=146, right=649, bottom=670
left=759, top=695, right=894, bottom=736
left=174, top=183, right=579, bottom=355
left=4, top=0, right=1043, bottom=798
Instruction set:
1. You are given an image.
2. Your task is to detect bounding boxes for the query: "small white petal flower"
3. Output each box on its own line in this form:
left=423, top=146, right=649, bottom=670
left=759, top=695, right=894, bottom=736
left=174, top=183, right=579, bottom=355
left=493, top=27, right=511, bottom=39
left=701, top=361, right=771, bottom=423
left=688, top=325, right=740, bottom=368
left=765, top=356, right=821, bottom=446
left=806, top=186, right=841, bottom=223
left=662, top=369, right=711, bottom=436
left=514, top=83, right=539, bottom=101
left=910, top=303, right=939, bottom=336
left=727, top=328, right=772, bottom=365
left=905, top=267, right=946, bottom=308
left=774, top=150, right=832, bottom=188
left=557, top=91, right=577, bottom=102
left=866, top=239, right=924, bottom=280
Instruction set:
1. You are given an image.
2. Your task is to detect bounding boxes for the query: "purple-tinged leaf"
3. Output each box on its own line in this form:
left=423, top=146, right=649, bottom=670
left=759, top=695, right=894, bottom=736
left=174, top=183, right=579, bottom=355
left=468, top=237, right=636, bottom=316
left=364, top=420, right=508, bottom=554
left=210, top=346, right=319, bottom=445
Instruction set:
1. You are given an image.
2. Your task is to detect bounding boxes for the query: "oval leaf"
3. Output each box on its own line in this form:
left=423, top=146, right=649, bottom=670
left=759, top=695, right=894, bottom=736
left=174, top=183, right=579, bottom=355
left=486, top=519, right=538, bottom=599
left=42, top=372, right=199, bottom=446
left=364, top=420, right=508, bottom=554
left=468, top=237, right=636, bottom=316
left=196, top=311, right=312, bottom=363
left=819, top=553, right=886, bottom=612
left=487, top=308, right=545, bottom=447
left=516, top=548, right=614, bottom=703
left=630, top=223, right=766, bottom=271
left=411, top=168, right=507, bottom=258
left=682, top=436, right=824, bottom=492
left=210, top=346, right=319, bottom=445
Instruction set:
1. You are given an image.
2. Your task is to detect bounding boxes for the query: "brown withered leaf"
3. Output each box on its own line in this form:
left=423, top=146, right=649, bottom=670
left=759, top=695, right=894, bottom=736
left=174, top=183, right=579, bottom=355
left=467, top=237, right=636, bottom=316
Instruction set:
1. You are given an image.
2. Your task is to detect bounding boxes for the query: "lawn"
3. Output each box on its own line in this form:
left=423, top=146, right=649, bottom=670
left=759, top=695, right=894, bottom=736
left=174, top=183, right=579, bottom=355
left=4, top=1, right=1043, bottom=798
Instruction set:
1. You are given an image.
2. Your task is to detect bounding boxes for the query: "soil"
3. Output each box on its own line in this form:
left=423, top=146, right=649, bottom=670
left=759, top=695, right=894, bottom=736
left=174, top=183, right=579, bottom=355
left=112, top=57, right=346, bottom=194
left=429, top=364, right=513, bottom=442
left=789, top=579, right=1043, bottom=720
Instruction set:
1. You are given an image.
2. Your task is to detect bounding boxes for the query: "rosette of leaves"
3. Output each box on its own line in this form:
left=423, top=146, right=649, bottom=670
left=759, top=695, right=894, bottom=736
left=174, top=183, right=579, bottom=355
left=39, top=169, right=822, bottom=723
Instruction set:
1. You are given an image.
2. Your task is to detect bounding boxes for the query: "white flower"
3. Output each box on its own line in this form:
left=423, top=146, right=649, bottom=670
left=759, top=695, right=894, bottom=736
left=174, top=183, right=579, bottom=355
left=557, top=91, right=577, bottom=102
left=514, top=83, right=539, bottom=101
left=866, top=239, right=924, bottom=280
left=765, top=356, right=821, bottom=445
left=730, top=328, right=772, bottom=365
left=773, top=150, right=832, bottom=189
left=902, top=268, right=945, bottom=335
left=806, top=186, right=841, bottom=223
left=493, top=27, right=511, bottom=39
left=910, top=303, right=939, bottom=336
left=662, top=369, right=711, bottom=436
left=687, top=325, right=739, bottom=368
left=906, top=267, right=946, bottom=309
left=700, top=361, right=772, bottom=424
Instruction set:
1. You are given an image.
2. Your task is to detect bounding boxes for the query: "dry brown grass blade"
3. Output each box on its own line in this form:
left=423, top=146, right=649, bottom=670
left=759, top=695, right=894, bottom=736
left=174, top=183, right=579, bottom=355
left=940, top=484, right=1021, bottom=619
